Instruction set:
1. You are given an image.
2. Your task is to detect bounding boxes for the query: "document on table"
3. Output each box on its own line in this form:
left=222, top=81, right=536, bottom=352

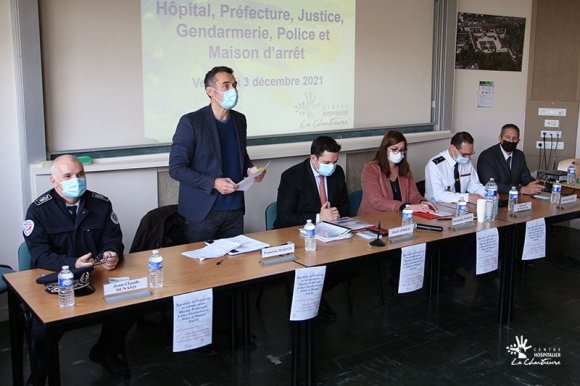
left=224, top=235, right=270, bottom=255
left=476, top=228, right=499, bottom=275
left=398, top=243, right=426, bottom=294
left=238, top=161, right=271, bottom=191
left=522, top=218, right=546, bottom=260
left=182, top=239, right=240, bottom=260
left=290, top=266, right=326, bottom=321
left=173, top=289, right=213, bottom=352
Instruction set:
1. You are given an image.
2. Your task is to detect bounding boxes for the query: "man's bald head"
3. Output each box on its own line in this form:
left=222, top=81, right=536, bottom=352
left=50, top=155, right=86, bottom=203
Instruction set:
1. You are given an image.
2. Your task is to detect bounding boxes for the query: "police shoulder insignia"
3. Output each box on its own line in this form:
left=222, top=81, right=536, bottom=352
left=92, top=192, right=109, bottom=202
left=34, top=193, right=52, bottom=206
left=23, top=219, right=35, bottom=236
left=432, top=156, right=446, bottom=165
left=110, top=211, right=119, bottom=225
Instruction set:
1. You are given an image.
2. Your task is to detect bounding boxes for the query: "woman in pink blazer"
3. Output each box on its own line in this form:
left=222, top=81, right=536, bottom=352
left=358, top=130, right=437, bottom=215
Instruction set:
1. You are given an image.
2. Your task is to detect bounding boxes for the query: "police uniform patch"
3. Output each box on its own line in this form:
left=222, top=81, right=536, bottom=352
left=23, top=219, right=34, bottom=236
left=92, top=192, right=109, bottom=202
left=432, top=156, right=445, bottom=165
left=110, top=211, right=119, bottom=225
left=34, top=193, right=52, bottom=206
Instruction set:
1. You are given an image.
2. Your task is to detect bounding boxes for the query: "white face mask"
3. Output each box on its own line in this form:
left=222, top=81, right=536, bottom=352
left=388, top=151, right=404, bottom=164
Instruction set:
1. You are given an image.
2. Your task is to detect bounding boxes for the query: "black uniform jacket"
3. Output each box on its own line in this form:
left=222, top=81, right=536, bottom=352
left=23, top=189, right=124, bottom=272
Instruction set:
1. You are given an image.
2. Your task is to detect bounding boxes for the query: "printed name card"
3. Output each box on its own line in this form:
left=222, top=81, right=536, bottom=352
left=388, top=224, right=415, bottom=239
left=451, top=213, right=474, bottom=228
left=513, top=201, right=532, bottom=213
left=103, top=277, right=148, bottom=296
left=261, top=242, right=295, bottom=258
left=558, top=194, right=577, bottom=207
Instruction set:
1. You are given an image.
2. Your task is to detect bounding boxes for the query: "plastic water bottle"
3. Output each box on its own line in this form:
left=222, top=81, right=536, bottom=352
left=551, top=182, right=561, bottom=205
left=455, top=197, right=467, bottom=216
left=148, top=249, right=164, bottom=288
left=304, top=219, right=316, bottom=252
left=508, top=186, right=519, bottom=214
left=402, top=204, right=414, bottom=226
left=484, top=178, right=498, bottom=221
left=58, top=265, right=75, bottom=307
left=567, top=162, right=576, bottom=185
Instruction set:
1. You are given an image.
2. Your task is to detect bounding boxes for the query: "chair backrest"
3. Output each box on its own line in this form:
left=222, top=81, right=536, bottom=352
left=416, top=180, right=426, bottom=197
left=348, top=190, right=363, bottom=217
left=18, top=242, right=32, bottom=271
left=130, top=205, right=188, bottom=253
left=265, top=202, right=277, bottom=231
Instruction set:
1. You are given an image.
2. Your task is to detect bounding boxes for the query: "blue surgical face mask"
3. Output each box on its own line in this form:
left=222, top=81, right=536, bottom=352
left=216, top=88, right=238, bottom=110
left=455, top=155, right=469, bottom=165
left=318, top=163, right=336, bottom=177
left=60, top=178, right=87, bottom=198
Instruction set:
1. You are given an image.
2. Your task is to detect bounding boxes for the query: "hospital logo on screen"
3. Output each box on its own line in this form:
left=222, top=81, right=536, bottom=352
left=506, top=335, right=561, bottom=366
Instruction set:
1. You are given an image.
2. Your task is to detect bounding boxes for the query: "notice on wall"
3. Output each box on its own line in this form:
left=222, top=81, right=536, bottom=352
left=477, top=80, right=494, bottom=108
left=173, top=289, right=213, bottom=352
left=522, top=218, right=546, bottom=261
left=290, top=266, right=326, bottom=321
left=476, top=228, right=499, bottom=275
left=398, top=243, right=426, bottom=294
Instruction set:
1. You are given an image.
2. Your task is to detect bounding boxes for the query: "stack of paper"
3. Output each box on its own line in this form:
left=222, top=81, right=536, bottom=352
left=181, top=235, right=271, bottom=261
left=331, top=217, right=373, bottom=230
left=315, top=222, right=352, bottom=242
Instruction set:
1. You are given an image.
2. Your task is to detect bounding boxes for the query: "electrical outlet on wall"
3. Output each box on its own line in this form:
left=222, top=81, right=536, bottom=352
left=544, top=119, right=560, bottom=128
left=536, top=141, right=564, bottom=149
left=540, top=130, right=562, bottom=138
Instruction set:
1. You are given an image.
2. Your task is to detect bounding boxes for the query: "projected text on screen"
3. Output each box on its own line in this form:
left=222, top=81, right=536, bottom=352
left=142, top=0, right=355, bottom=142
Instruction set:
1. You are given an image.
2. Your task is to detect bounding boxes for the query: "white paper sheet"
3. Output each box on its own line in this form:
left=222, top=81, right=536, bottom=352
left=289, top=266, right=326, bottom=321
left=224, top=235, right=270, bottom=255
left=182, top=239, right=240, bottom=260
left=238, top=161, right=271, bottom=191
left=522, top=218, right=546, bottom=261
left=173, top=288, right=213, bottom=352
left=476, top=228, right=499, bottom=275
left=398, top=243, right=426, bottom=294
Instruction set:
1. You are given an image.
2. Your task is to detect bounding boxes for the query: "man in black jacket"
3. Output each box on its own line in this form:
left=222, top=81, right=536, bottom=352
left=274, top=136, right=351, bottom=320
left=477, top=123, right=544, bottom=195
left=23, top=155, right=132, bottom=383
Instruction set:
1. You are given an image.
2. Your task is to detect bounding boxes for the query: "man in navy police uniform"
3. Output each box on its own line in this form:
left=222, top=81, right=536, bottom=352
left=23, top=155, right=132, bottom=383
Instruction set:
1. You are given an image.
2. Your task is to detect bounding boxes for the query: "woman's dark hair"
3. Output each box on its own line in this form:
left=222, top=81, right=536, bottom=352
left=373, top=130, right=410, bottom=177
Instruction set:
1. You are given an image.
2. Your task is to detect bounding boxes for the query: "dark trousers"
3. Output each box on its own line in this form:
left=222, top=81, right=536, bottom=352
left=185, top=209, right=244, bottom=242
left=28, top=314, right=133, bottom=385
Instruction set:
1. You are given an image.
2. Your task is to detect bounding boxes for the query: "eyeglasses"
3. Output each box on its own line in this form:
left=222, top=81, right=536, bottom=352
left=454, top=145, right=475, bottom=159
left=387, top=147, right=407, bottom=155
left=93, top=253, right=109, bottom=266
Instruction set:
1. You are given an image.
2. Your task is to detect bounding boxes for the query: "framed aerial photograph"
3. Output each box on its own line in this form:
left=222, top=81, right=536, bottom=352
left=455, top=12, right=526, bottom=71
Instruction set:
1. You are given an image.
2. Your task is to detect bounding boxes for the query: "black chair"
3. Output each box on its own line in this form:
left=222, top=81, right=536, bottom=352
left=416, top=179, right=426, bottom=197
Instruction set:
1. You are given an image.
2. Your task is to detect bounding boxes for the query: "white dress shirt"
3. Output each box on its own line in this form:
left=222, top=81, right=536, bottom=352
left=425, top=150, right=486, bottom=203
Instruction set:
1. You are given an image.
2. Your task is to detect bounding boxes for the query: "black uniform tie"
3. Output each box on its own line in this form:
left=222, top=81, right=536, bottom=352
left=67, top=205, right=77, bottom=223
left=454, top=163, right=461, bottom=193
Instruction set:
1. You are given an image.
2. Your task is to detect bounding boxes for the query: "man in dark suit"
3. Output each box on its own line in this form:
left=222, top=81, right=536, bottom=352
left=275, top=136, right=349, bottom=228
left=169, top=66, right=265, bottom=242
left=477, top=123, right=543, bottom=195
left=275, top=136, right=351, bottom=320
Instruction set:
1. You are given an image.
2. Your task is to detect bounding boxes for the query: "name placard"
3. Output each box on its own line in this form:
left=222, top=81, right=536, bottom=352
left=388, top=224, right=415, bottom=239
left=103, top=277, right=148, bottom=297
left=558, top=194, right=577, bottom=207
left=513, top=201, right=532, bottom=213
left=261, top=242, right=295, bottom=258
left=451, top=213, right=474, bottom=228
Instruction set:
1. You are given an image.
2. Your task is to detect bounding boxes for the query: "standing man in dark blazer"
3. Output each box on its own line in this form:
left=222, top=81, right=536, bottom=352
left=477, top=123, right=543, bottom=195
left=169, top=66, right=265, bottom=242
left=274, top=136, right=351, bottom=320
left=275, top=136, right=349, bottom=228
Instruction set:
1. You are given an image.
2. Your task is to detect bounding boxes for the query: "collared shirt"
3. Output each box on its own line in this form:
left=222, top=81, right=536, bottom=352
left=425, top=150, right=486, bottom=203
left=309, top=161, right=330, bottom=223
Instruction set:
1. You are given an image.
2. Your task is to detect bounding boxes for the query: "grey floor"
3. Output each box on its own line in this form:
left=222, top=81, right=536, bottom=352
left=1, top=225, right=580, bottom=385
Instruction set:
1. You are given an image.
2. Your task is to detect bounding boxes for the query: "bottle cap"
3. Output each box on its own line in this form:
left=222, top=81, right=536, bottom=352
left=62, top=265, right=69, bottom=270
left=152, top=249, right=159, bottom=254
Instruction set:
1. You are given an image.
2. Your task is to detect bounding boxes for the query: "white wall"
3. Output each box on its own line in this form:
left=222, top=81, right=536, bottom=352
left=454, top=0, right=533, bottom=167
left=0, top=0, right=26, bottom=270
